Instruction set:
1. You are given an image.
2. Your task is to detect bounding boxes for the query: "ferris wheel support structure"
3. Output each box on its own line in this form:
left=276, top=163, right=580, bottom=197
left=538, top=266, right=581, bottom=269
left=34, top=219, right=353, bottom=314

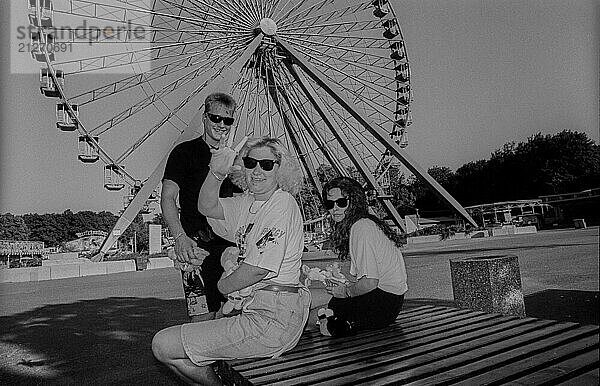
left=264, top=72, right=324, bottom=196
left=287, top=62, right=407, bottom=232
left=92, top=34, right=264, bottom=261
left=279, top=40, right=477, bottom=228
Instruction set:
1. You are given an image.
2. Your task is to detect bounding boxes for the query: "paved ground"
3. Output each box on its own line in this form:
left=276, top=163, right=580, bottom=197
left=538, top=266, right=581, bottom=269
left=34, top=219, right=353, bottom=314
left=0, top=227, right=597, bottom=385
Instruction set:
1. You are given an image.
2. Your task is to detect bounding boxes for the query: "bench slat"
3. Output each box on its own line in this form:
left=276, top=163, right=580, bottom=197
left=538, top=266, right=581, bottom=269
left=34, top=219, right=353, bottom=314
left=555, top=367, right=600, bottom=386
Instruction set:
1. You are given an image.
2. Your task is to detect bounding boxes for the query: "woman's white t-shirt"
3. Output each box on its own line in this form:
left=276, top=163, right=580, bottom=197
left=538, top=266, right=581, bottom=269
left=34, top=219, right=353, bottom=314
left=349, top=218, right=408, bottom=296
left=208, top=189, right=304, bottom=285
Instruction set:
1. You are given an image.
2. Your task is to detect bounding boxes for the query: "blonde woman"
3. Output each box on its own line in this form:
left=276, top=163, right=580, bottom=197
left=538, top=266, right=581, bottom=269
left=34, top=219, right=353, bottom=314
left=152, top=136, right=310, bottom=385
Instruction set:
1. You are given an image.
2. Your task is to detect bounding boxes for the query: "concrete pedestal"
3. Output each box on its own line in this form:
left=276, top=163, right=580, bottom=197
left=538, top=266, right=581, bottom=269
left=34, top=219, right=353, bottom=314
left=450, top=255, right=526, bottom=317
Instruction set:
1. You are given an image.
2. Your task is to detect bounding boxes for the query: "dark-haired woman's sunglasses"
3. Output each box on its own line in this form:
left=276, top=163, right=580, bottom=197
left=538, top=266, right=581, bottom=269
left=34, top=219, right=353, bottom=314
left=206, top=112, right=234, bottom=126
left=242, top=156, right=279, bottom=171
left=324, top=197, right=349, bottom=210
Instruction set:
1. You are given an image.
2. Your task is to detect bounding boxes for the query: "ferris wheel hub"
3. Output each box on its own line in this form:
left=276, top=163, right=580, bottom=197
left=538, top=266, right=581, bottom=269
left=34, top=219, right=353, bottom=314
left=259, top=18, right=277, bottom=36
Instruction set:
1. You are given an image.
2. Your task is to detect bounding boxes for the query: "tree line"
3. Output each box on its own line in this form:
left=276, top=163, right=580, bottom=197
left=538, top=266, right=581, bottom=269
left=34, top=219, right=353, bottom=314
left=1, top=130, right=598, bottom=247
left=300, top=130, right=599, bottom=218
left=0, top=210, right=164, bottom=251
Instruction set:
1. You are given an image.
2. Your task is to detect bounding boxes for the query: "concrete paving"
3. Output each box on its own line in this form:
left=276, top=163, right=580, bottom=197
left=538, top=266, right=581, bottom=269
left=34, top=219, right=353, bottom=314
left=0, top=227, right=597, bottom=385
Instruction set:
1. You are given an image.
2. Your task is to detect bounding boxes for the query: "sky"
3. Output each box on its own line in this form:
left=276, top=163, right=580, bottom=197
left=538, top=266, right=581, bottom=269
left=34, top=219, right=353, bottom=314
left=1, top=0, right=598, bottom=216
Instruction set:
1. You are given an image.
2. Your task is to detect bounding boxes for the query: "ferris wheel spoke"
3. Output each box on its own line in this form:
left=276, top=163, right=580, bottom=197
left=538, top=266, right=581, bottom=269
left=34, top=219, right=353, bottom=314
left=281, top=72, right=349, bottom=173
left=283, top=19, right=379, bottom=34
left=274, top=0, right=332, bottom=28
left=280, top=38, right=396, bottom=115
left=324, top=101, right=385, bottom=167
left=160, top=0, right=254, bottom=30
left=89, top=38, right=249, bottom=136
left=60, top=0, right=242, bottom=32
left=186, top=0, right=255, bottom=28
left=278, top=1, right=369, bottom=30
left=281, top=35, right=394, bottom=78
left=90, top=54, right=232, bottom=136
left=56, top=34, right=250, bottom=74
left=71, top=51, right=225, bottom=106
left=114, top=49, right=246, bottom=164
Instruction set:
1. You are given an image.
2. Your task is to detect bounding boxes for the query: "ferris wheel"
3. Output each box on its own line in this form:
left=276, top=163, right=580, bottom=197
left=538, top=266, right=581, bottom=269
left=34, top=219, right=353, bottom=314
left=27, top=0, right=476, bottom=258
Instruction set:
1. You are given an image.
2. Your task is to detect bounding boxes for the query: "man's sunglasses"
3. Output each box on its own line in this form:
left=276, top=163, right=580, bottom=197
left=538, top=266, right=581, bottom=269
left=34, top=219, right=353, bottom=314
left=324, top=197, right=349, bottom=210
left=206, top=112, right=234, bottom=126
left=242, top=156, right=279, bottom=171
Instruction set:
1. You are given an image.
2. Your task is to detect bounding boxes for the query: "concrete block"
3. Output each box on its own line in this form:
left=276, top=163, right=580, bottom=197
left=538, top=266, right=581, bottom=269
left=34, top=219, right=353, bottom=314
left=406, top=235, right=440, bottom=244
left=106, top=260, right=136, bottom=274
left=491, top=227, right=509, bottom=237
left=80, top=263, right=108, bottom=277
left=515, top=226, right=537, bottom=234
left=0, top=268, right=32, bottom=282
left=147, top=257, right=174, bottom=270
left=30, top=266, right=51, bottom=281
left=50, top=264, right=81, bottom=279
left=450, top=255, right=525, bottom=317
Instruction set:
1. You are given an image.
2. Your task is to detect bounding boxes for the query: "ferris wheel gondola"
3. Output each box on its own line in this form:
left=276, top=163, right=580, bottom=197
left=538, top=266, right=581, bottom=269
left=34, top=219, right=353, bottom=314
left=28, top=0, right=476, bottom=259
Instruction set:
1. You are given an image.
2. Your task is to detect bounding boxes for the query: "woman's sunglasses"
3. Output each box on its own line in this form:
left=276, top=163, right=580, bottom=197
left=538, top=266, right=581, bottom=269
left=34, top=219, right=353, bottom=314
left=206, top=112, right=234, bottom=126
left=242, top=156, right=279, bottom=171
left=324, top=197, right=349, bottom=210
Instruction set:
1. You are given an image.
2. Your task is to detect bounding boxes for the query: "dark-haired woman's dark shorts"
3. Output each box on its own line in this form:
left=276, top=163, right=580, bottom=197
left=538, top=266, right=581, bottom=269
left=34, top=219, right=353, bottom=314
left=328, top=287, right=404, bottom=332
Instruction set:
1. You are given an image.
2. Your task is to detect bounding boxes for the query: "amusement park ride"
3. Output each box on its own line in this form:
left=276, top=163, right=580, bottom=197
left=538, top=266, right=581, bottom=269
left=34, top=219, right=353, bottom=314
left=27, top=0, right=476, bottom=260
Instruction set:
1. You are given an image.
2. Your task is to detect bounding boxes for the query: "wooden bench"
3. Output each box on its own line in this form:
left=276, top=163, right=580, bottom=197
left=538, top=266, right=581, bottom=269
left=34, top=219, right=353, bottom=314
left=216, top=305, right=599, bottom=385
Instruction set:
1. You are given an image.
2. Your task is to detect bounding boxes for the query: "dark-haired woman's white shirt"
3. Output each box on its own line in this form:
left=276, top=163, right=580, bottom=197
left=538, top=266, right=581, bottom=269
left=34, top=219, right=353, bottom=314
left=349, top=218, right=408, bottom=295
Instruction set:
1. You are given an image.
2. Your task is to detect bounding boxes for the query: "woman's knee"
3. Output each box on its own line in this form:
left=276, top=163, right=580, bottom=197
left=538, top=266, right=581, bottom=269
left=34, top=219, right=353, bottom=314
left=152, top=326, right=183, bottom=363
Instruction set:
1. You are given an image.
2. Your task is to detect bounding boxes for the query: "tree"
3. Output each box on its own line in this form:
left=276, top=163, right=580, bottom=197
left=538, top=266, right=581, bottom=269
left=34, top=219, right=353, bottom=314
left=454, top=130, right=600, bottom=203
left=387, top=165, right=416, bottom=215
left=409, top=166, right=457, bottom=214
left=121, top=214, right=149, bottom=252
left=0, top=213, right=30, bottom=240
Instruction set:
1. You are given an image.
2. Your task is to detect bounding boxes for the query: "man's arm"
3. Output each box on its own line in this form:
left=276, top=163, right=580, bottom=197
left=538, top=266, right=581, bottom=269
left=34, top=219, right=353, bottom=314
left=161, top=179, right=207, bottom=264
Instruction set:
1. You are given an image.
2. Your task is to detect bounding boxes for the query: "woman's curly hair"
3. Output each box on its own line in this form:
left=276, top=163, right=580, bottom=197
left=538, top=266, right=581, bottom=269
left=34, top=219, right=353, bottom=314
left=229, top=136, right=302, bottom=196
left=322, top=177, right=404, bottom=260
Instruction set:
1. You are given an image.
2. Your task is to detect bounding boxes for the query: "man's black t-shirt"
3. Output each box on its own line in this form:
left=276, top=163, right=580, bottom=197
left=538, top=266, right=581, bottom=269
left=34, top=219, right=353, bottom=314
left=163, top=136, right=240, bottom=238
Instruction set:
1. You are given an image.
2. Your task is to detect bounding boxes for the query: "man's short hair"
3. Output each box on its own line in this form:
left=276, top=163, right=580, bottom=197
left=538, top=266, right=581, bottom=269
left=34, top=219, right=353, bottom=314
left=204, top=93, right=236, bottom=112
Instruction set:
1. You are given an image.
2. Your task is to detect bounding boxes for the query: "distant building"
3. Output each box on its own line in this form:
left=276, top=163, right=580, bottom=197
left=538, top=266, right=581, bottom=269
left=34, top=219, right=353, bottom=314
left=65, top=230, right=108, bottom=253
left=0, top=240, right=50, bottom=268
left=465, top=200, right=560, bottom=229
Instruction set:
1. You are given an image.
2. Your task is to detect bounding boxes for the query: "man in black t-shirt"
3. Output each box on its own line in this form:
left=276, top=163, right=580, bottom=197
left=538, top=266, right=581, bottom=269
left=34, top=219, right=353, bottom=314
left=161, top=92, right=240, bottom=322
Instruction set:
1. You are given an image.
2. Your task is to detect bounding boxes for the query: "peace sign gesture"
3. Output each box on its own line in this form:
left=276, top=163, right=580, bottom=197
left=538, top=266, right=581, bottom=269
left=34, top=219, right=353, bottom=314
left=209, top=135, right=248, bottom=177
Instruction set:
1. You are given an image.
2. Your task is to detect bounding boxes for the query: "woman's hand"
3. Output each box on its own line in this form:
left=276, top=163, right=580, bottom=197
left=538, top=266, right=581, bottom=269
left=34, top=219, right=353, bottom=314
left=326, top=283, right=349, bottom=298
left=209, top=135, right=248, bottom=176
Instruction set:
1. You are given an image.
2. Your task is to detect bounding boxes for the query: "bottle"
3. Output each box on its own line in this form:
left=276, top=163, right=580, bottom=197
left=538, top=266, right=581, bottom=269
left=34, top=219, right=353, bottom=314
left=181, top=267, right=208, bottom=317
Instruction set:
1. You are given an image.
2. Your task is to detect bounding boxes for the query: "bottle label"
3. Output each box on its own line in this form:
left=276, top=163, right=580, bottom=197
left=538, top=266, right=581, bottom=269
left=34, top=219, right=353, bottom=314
left=182, top=268, right=208, bottom=317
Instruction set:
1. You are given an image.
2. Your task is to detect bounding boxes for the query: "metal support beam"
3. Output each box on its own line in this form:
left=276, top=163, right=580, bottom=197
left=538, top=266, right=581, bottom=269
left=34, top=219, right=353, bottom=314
left=263, top=67, right=323, bottom=196
left=279, top=39, right=477, bottom=227
left=92, top=34, right=264, bottom=261
left=287, top=62, right=407, bottom=232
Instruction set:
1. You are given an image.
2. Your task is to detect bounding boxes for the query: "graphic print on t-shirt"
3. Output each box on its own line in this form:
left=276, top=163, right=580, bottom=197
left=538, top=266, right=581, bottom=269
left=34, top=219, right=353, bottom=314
left=235, top=223, right=254, bottom=262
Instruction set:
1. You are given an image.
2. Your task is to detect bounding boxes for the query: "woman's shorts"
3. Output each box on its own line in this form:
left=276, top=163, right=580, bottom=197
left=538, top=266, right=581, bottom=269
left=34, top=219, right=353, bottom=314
left=181, top=287, right=311, bottom=366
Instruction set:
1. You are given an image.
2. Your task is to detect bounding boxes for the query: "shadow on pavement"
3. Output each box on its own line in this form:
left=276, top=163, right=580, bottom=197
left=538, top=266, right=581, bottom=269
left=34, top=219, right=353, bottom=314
left=0, top=297, right=187, bottom=385
left=403, top=290, right=599, bottom=326
left=524, top=289, right=599, bottom=325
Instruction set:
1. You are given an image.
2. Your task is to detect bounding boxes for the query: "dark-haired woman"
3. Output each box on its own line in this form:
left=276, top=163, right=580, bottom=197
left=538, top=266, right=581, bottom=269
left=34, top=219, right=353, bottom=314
left=318, top=176, right=408, bottom=337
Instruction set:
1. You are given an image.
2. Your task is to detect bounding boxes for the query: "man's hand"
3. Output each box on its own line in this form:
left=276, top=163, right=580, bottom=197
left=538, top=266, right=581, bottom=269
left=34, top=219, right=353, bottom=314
left=174, top=235, right=209, bottom=265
